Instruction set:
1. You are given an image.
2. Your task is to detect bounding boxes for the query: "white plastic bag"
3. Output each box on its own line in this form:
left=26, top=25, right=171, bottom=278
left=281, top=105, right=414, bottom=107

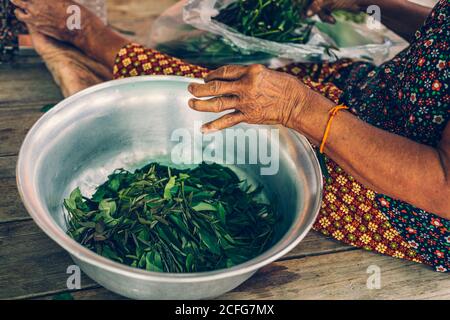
left=182, top=0, right=398, bottom=64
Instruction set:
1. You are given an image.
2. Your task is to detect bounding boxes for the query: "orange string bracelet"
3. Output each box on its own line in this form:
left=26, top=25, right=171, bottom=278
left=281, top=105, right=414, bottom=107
left=319, top=104, right=349, bottom=154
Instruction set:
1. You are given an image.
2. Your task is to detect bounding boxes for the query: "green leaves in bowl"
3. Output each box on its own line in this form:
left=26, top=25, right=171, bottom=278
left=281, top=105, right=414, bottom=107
left=64, top=162, right=278, bottom=273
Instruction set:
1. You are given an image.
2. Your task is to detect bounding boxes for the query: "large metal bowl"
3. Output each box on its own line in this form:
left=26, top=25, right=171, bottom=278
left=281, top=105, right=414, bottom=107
left=17, top=76, right=322, bottom=300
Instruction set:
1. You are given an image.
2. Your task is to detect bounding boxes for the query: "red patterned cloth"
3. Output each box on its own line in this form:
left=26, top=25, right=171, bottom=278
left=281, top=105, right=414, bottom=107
left=113, top=43, right=424, bottom=266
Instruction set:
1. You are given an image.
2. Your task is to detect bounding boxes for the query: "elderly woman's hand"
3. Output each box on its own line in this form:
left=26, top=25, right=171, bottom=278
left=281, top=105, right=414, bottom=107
left=188, top=64, right=313, bottom=133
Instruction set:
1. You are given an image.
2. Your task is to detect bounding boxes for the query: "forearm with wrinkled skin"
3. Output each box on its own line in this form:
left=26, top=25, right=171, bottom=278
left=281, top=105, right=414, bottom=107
left=287, top=89, right=450, bottom=219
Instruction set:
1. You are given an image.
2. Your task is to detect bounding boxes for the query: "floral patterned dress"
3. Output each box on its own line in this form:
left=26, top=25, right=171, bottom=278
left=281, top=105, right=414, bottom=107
left=113, top=0, right=449, bottom=271
left=340, top=0, right=450, bottom=272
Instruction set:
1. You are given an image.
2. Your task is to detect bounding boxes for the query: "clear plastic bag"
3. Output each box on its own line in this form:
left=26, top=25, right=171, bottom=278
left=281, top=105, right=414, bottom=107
left=150, top=0, right=274, bottom=68
left=150, top=0, right=403, bottom=67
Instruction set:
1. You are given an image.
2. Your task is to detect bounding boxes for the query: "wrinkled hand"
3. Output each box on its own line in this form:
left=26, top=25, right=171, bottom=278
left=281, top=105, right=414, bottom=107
left=188, top=64, right=312, bottom=133
left=11, top=0, right=89, bottom=43
left=306, top=0, right=364, bottom=23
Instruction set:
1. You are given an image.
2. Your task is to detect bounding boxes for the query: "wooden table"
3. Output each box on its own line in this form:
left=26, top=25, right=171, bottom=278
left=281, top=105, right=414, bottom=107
left=1, top=50, right=449, bottom=300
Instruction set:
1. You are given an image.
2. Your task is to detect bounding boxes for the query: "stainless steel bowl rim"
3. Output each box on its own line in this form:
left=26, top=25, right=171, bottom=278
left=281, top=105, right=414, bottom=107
left=17, top=75, right=323, bottom=284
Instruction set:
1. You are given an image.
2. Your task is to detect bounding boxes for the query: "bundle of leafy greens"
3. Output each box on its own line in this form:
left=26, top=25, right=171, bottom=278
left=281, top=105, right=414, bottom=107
left=214, top=0, right=314, bottom=44
left=64, top=162, right=277, bottom=273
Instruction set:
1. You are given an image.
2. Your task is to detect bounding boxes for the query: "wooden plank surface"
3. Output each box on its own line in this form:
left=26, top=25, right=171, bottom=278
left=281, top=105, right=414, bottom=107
left=0, top=64, right=63, bottom=108
left=0, top=107, right=43, bottom=157
left=0, top=156, right=29, bottom=225
left=0, top=176, right=27, bottom=223
left=36, top=249, right=450, bottom=300
left=0, top=220, right=353, bottom=299
left=221, top=251, right=450, bottom=300
left=0, top=220, right=100, bottom=300
left=0, top=156, right=29, bottom=223
left=0, top=156, right=16, bottom=178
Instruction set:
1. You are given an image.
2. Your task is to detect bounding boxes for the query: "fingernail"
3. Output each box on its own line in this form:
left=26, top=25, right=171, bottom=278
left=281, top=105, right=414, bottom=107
left=188, top=84, right=194, bottom=93
left=188, top=99, right=194, bottom=108
left=202, top=126, right=219, bottom=134
left=201, top=125, right=212, bottom=134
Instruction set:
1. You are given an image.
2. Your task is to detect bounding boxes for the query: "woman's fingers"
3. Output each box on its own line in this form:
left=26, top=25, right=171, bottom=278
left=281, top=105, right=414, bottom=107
left=205, top=65, right=247, bottom=82
left=12, top=0, right=32, bottom=21
left=318, top=11, right=336, bottom=24
left=188, top=63, right=310, bottom=131
left=188, top=80, right=238, bottom=98
left=10, top=0, right=29, bottom=10
left=202, top=111, right=246, bottom=133
left=306, top=0, right=336, bottom=23
left=14, top=8, right=31, bottom=22
left=189, top=96, right=240, bottom=113
left=307, top=0, right=322, bottom=16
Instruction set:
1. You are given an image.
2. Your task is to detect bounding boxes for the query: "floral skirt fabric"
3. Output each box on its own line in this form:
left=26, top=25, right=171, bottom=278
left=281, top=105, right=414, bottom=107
left=112, top=43, right=448, bottom=271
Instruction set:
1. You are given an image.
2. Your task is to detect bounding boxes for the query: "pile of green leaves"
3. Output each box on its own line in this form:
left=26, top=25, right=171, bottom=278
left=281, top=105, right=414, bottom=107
left=64, top=162, right=277, bottom=273
left=214, top=0, right=314, bottom=44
